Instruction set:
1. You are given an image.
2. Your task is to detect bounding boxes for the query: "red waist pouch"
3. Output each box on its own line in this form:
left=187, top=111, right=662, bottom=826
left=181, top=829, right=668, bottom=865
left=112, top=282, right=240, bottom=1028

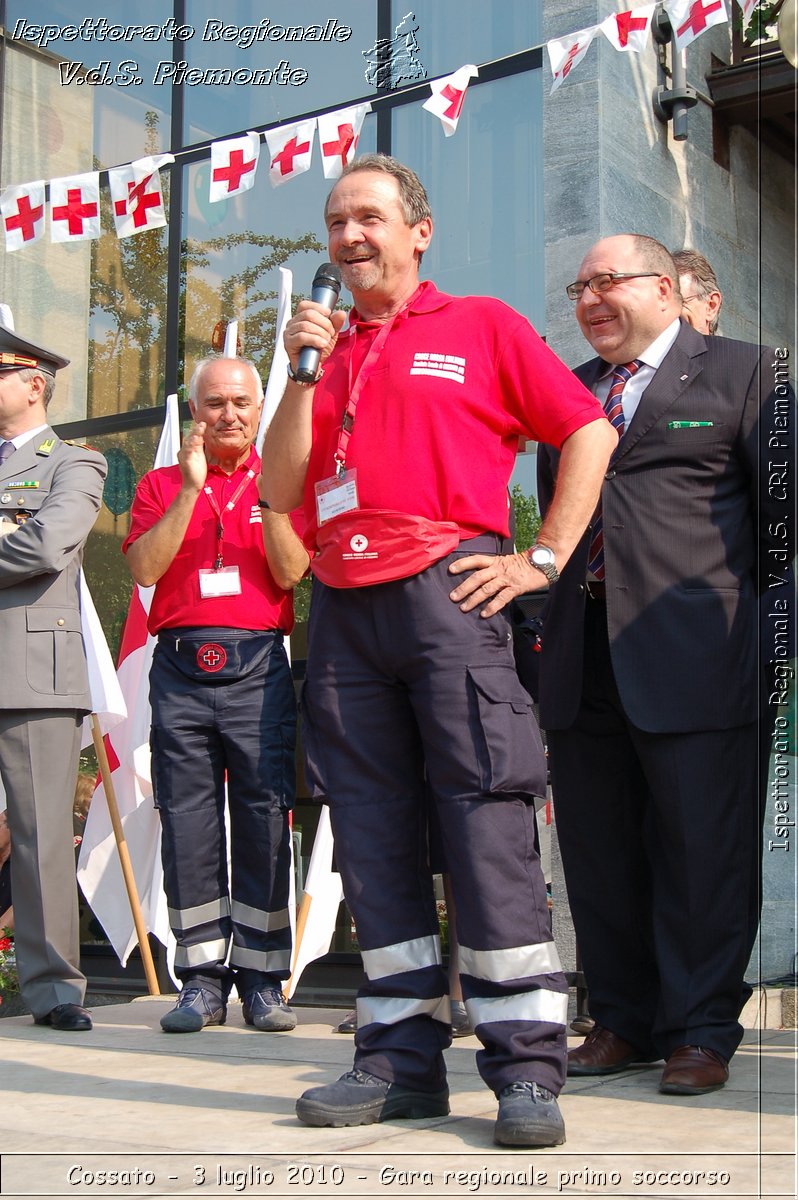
left=312, top=509, right=461, bottom=587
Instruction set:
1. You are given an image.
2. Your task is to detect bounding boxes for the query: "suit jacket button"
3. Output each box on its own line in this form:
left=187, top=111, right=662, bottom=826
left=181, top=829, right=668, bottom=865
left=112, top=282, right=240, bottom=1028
left=57, top=618, right=65, bottom=627
left=605, top=469, right=616, bottom=480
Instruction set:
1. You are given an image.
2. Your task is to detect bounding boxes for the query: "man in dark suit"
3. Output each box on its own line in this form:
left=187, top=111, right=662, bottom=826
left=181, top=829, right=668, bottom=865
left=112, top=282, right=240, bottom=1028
left=0, top=321, right=107, bottom=1030
left=538, top=234, right=794, bottom=1095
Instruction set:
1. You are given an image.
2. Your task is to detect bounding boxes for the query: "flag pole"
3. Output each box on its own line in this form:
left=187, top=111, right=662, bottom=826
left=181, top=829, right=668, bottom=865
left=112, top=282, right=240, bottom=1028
left=90, top=714, right=160, bottom=995
left=285, top=890, right=313, bottom=999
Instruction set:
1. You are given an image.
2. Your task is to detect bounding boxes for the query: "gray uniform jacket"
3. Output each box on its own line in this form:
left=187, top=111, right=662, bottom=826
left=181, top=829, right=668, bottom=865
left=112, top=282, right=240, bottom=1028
left=0, top=427, right=107, bottom=712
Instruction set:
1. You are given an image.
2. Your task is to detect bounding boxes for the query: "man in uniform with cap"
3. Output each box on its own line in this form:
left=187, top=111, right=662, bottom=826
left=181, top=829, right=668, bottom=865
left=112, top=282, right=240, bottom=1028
left=0, top=319, right=107, bottom=1031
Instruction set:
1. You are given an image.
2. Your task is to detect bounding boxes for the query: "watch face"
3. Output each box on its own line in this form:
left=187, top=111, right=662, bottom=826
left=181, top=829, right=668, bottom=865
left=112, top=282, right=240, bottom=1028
left=532, top=546, right=554, bottom=566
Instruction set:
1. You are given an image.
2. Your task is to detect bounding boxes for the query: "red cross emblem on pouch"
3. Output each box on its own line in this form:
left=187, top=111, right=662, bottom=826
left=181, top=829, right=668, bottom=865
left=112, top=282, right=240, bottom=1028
left=350, top=533, right=369, bottom=553
left=197, top=643, right=227, bottom=673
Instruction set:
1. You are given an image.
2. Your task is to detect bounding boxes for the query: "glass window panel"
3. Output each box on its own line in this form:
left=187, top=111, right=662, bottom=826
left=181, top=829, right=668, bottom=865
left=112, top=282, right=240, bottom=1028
left=182, top=117, right=377, bottom=384
left=182, top=1, right=378, bottom=145
left=87, top=178, right=171, bottom=420
left=391, top=1, right=539, bottom=78
left=6, top=1, right=173, bottom=168
left=392, top=71, right=545, bottom=328
left=80, top=423, right=162, bottom=658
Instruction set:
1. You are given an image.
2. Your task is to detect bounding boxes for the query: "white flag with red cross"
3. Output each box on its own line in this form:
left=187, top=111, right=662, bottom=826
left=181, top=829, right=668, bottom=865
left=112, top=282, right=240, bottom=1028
left=318, top=103, right=372, bottom=180
left=209, top=132, right=261, bottom=202
left=600, top=5, right=656, bottom=51
left=77, top=396, right=181, bottom=965
left=666, top=0, right=729, bottom=51
left=108, top=154, right=173, bottom=238
left=49, top=172, right=101, bottom=243
left=422, top=64, right=479, bottom=137
left=547, top=26, right=601, bottom=93
left=265, top=120, right=316, bottom=188
left=1, top=181, right=46, bottom=251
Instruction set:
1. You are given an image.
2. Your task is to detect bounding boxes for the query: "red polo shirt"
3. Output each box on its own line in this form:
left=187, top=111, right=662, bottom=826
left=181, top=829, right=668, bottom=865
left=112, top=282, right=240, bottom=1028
left=303, top=282, right=606, bottom=548
left=123, top=448, right=298, bottom=635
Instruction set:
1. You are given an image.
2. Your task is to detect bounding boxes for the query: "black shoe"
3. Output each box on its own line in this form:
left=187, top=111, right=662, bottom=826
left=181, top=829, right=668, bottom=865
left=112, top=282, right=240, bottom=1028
left=296, top=1068, right=450, bottom=1128
left=450, top=1000, right=473, bottom=1038
left=34, top=1003, right=92, bottom=1032
left=494, top=1082, right=566, bottom=1147
left=160, top=985, right=226, bottom=1033
left=242, top=986, right=297, bottom=1032
left=334, top=1008, right=358, bottom=1034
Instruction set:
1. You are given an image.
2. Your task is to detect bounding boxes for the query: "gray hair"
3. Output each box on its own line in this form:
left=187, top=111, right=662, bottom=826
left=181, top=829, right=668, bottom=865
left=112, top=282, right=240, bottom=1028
left=188, top=355, right=263, bottom=403
left=324, top=153, right=432, bottom=227
left=17, top=367, right=55, bottom=408
left=672, top=248, right=722, bottom=333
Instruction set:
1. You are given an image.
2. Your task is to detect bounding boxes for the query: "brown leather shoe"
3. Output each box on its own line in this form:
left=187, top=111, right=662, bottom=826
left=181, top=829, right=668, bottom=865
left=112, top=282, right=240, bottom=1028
left=567, top=1025, right=653, bottom=1076
left=660, top=1046, right=729, bottom=1095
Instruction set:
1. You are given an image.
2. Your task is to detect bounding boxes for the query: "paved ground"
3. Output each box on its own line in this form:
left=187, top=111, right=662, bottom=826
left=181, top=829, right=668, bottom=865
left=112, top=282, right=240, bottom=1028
left=0, top=998, right=794, bottom=1199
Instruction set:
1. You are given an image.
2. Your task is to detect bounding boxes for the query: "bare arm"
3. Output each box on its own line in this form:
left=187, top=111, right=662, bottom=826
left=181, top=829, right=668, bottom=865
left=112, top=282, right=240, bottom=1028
left=448, top=416, right=617, bottom=617
left=125, top=422, right=206, bottom=587
left=256, top=473, right=310, bottom=589
left=261, top=300, right=347, bottom=512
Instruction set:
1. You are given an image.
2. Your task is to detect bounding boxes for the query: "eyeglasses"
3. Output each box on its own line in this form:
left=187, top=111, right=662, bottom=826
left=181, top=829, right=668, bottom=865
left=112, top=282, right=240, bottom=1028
left=681, top=294, right=704, bottom=306
left=565, top=272, right=661, bottom=301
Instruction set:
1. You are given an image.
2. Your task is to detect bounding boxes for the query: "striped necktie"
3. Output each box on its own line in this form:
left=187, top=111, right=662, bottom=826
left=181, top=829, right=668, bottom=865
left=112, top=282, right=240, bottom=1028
left=587, top=360, right=642, bottom=581
left=0, top=440, right=16, bottom=466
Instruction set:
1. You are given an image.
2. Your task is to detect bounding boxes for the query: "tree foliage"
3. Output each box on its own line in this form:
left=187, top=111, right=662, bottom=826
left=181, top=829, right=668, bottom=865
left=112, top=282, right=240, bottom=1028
left=510, top=483, right=542, bottom=551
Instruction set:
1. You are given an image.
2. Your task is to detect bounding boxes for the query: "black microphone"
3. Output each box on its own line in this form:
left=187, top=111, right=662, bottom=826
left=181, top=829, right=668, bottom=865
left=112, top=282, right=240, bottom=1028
left=295, top=262, right=342, bottom=383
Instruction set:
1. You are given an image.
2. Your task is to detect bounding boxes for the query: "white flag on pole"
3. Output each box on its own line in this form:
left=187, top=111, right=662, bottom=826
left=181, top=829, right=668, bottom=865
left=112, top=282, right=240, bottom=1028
left=286, top=806, right=344, bottom=998
left=79, top=574, right=127, bottom=748
left=77, top=395, right=181, bottom=964
left=257, top=266, right=293, bottom=449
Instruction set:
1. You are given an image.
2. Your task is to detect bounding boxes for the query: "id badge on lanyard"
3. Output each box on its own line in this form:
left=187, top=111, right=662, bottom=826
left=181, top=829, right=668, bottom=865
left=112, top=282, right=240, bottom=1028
left=200, top=468, right=254, bottom=596
left=314, top=289, right=420, bottom=527
left=315, top=468, right=359, bottom=525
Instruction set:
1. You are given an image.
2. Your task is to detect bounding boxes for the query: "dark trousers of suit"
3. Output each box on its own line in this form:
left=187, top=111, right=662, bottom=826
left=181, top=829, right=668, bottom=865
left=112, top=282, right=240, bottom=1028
left=0, top=710, right=86, bottom=1017
left=547, top=599, right=758, bottom=1064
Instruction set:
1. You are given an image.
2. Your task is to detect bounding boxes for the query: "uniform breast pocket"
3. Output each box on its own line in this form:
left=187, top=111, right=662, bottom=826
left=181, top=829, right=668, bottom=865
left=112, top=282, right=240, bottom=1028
left=26, top=607, right=86, bottom=695
left=665, top=421, right=727, bottom=444
left=2, top=485, right=49, bottom=525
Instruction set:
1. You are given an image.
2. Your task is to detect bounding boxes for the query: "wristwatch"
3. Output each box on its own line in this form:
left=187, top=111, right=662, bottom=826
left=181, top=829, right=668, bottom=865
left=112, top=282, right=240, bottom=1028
left=526, top=543, right=559, bottom=584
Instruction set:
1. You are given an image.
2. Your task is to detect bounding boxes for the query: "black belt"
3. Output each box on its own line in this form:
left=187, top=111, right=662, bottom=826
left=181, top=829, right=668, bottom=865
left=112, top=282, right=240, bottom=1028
left=156, top=628, right=282, bottom=680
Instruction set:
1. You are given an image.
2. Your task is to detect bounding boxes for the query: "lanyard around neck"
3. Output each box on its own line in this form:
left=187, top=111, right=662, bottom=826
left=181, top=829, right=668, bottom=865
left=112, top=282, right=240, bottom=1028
left=203, top=467, right=255, bottom=569
left=334, top=285, right=423, bottom=477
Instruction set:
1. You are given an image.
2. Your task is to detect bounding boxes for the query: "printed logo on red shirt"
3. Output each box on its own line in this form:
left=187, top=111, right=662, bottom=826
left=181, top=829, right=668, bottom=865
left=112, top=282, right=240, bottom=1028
left=197, top=643, right=228, bottom=673
left=410, top=351, right=465, bottom=384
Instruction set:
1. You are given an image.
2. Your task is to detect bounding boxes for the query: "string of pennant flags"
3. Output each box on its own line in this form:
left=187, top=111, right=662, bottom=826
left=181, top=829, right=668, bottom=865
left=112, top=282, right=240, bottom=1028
left=0, top=0, right=761, bottom=254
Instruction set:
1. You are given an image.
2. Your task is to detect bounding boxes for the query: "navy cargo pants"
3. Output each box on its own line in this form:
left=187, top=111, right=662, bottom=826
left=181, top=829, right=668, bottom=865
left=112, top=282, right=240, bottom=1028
left=301, top=539, right=568, bottom=1097
left=150, top=628, right=296, bottom=994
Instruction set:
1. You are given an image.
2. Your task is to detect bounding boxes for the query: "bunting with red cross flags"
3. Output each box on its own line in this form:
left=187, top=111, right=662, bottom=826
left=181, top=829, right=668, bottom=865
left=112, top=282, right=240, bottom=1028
left=265, top=119, right=316, bottom=188
left=422, top=64, right=479, bottom=137
left=666, top=0, right=729, bottom=51
left=600, top=4, right=656, bottom=52
left=0, top=181, right=46, bottom=251
left=209, top=132, right=261, bottom=202
left=49, top=171, right=101, bottom=243
left=108, top=154, right=174, bottom=238
left=547, top=25, right=601, bottom=92
left=318, top=103, right=372, bottom=179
